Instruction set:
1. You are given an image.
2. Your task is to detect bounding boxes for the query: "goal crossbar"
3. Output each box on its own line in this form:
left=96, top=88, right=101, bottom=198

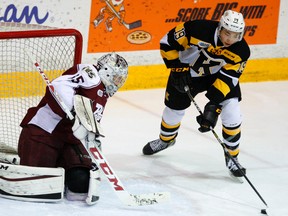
left=0, top=29, right=83, bottom=66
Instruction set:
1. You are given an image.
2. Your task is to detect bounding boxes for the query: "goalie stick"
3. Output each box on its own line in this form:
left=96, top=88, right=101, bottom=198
left=25, top=48, right=74, bottom=121
left=25, top=48, right=170, bottom=206
left=87, top=144, right=170, bottom=206
left=104, top=0, right=142, bottom=30
left=73, top=95, right=169, bottom=206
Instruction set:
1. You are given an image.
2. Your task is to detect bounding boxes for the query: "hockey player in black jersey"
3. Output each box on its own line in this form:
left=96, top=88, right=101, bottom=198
left=142, top=10, right=250, bottom=178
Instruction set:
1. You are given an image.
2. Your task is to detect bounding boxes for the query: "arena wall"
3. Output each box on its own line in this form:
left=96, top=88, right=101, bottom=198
left=1, top=0, right=287, bottom=90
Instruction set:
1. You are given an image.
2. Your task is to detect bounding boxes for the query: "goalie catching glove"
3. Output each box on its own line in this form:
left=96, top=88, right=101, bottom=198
left=196, top=102, right=222, bottom=133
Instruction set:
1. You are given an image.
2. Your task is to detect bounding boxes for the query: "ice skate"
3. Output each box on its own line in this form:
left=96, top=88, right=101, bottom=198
left=105, top=20, right=113, bottom=32
left=142, top=138, right=175, bottom=155
left=93, top=14, right=104, bottom=27
left=225, top=155, right=246, bottom=183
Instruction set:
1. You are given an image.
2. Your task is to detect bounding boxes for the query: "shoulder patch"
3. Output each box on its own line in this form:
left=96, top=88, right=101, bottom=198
left=82, top=66, right=96, bottom=78
left=238, top=61, right=247, bottom=73
left=97, top=89, right=104, bottom=97
left=198, top=41, right=210, bottom=48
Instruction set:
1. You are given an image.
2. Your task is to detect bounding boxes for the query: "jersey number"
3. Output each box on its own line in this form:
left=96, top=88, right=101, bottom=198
left=174, top=28, right=185, bottom=40
left=71, top=74, right=84, bottom=83
left=94, top=103, right=103, bottom=121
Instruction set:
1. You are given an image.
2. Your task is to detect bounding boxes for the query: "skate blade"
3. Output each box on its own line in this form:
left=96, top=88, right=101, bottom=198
left=228, top=171, right=244, bottom=183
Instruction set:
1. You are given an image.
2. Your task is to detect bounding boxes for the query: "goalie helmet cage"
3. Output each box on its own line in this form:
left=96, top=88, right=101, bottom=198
left=0, top=22, right=83, bottom=152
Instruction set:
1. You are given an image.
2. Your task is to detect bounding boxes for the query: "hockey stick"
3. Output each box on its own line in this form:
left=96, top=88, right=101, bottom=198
left=25, top=48, right=170, bottom=206
left=184, top=86, right=269, bottom=210
left=87, top=145, right=170, bottom=206
left=73, top=96, right=169, bottom=206
left=25, top=49, right=74, bottom=120
left=104, top=0, right=142, bottom=30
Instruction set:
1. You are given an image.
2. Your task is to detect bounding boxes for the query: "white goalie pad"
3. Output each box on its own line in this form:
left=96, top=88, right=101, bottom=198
left=0, top=142, right=20, bottom=165
left=0, top=162, right=64, bottom=202
left=73, top=94, right=104, bottom=137
left=0, top=152, right=20, bottom=165
left=86, top=168, right=101, bottom=205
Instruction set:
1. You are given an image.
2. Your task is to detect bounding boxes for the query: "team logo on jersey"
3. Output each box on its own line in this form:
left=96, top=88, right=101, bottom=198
left=83, top=66, right=96, bottom=78
left=208, top=46, right=223, bottom=55
left=198, top=41, right=210, bottom=48
left=97, top=89, right=104, bottom=97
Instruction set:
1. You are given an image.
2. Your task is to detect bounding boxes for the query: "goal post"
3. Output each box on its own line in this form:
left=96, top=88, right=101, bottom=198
left=0, top=22, right=83, bottom=152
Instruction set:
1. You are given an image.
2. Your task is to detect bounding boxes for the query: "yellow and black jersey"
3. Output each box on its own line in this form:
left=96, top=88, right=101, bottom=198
left=160, top=19, right=250, bottom=104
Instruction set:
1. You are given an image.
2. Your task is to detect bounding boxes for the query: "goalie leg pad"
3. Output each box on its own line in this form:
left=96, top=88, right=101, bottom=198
left=0, top=152, right=20, bottom=165
left=0, top=162, right=64, bottom=202
left=86, top=167, right=101, bottom=205
left=0, top=142, right=19, bottom=165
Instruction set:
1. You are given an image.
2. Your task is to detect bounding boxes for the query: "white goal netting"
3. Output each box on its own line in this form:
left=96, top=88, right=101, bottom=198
left=0, top=22, right=83, bottom=152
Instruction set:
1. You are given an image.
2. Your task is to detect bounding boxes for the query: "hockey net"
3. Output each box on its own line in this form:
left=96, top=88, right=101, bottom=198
left=0, top=22, right=83, bottom=153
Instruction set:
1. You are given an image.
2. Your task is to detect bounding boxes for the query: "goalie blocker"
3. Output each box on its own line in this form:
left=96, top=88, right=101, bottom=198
left=0, top=162, right=100, bottom=204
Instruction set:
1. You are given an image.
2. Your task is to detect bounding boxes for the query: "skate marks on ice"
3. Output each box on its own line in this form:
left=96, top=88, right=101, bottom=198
left=1, top=82, right=288, bottom=215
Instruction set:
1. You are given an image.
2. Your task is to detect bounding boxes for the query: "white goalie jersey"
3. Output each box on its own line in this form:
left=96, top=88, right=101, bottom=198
left=20, top=64, right=109, bottom=135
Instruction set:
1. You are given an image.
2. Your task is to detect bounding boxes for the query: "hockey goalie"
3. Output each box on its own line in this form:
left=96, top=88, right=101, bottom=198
left=0, top=52, right=128, bottom=204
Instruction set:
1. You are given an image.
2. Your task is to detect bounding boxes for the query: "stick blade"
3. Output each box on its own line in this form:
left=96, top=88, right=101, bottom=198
left=124, top=192, right=170, bottom=206
left=124, top=20, right=142, bottom=30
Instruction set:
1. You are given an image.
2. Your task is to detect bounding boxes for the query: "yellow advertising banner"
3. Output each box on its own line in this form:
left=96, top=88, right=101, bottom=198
left=88, top=0, right=280, bottom=53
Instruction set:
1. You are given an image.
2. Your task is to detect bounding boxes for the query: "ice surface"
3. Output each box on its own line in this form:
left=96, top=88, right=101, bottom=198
left=1, top=81, right=288, bottom=216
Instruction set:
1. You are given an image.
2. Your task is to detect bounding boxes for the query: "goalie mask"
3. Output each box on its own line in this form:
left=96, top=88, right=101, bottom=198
left=97, top=53, right=128, bottom=97
left=218, top=10, right=245, bottom=41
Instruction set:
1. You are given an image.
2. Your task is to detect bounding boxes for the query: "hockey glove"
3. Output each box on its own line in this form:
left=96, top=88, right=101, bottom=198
left=196, top=102, right=222, bottom=133
left=170, top=70, right=192, bottom=93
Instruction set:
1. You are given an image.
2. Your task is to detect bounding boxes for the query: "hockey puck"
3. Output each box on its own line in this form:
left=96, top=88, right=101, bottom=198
left=260, top=209, right=267, bottom=214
